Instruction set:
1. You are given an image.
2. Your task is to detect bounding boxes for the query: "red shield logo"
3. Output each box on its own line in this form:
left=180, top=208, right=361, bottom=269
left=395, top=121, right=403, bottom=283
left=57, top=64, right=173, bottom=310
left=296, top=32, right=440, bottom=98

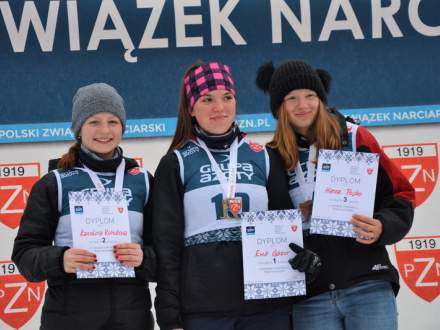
left=0, top=261, right=45, bottom=328
left=383, top=143, right=438, bottom=207
left=117, top=207, right=124, bottom=214
left=0, top=163, right=40, bottom=229
left=367, top=168, right=373, bottom=175
left=249, top=141, right=264, bottom=153
left=291, top=224, right=298, bottom=232
left=128, top=167, right=141, bottom=176
left=394, top=236, right=439, bottom=302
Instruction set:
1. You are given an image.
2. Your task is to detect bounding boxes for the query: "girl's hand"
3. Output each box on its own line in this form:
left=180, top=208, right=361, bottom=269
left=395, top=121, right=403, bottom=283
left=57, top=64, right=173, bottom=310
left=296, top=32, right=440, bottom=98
left=113, top=243, right=143, bottom=267
left=63, top=248, right=96, bottom=273
left=351, top=214, right=383, bottom=245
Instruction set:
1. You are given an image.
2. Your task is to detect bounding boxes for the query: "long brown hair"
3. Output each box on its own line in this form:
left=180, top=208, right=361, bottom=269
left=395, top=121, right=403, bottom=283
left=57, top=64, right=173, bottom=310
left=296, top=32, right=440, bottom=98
left=57, top=141, right=81, bottom=169
left=268, top=101, right=342, bottom=170
left=168, top=62, right=204, bottom=152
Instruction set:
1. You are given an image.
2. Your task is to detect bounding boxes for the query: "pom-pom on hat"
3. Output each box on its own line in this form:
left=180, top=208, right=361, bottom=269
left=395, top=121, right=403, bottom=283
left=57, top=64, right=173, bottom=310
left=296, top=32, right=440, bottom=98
left=71, top=83, right=126, bottom=138
left=256, top=60, right=331, bottom=118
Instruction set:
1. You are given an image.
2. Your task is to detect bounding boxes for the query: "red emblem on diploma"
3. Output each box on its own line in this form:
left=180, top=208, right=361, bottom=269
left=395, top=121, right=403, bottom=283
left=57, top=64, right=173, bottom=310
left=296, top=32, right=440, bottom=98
left=0, top=261, right=45, bottom=329
left=117, top=207, right=124, bottom=214
left=383, top=143, right=438, bottom=207
left=291, top=224, right=298, bottom=232
left=394, top=236, right=439, bottom=303
left=367, top=168, right=373, bottom=175
left=0, top=163, right=40, bottom=229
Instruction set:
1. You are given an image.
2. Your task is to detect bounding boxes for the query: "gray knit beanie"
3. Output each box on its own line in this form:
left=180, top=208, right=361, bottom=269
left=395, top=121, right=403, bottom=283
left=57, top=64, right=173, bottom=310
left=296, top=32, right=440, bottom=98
left=71, top=83, right=126, bottom=138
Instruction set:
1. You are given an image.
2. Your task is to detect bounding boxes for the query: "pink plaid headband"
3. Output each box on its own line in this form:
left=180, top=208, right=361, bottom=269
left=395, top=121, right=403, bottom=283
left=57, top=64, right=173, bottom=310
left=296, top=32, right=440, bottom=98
left=183, top=62, right=236, bottom=110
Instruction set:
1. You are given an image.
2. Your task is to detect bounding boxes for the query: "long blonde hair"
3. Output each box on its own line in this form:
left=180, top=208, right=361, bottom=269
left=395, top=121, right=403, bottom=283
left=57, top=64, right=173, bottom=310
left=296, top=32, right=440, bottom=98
left=268, top=101, right=342, bottom=170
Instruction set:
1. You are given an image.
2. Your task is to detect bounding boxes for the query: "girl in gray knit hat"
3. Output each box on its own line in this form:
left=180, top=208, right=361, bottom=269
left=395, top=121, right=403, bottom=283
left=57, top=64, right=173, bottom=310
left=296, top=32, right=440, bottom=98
left=12, top=83, right=156, bottom=330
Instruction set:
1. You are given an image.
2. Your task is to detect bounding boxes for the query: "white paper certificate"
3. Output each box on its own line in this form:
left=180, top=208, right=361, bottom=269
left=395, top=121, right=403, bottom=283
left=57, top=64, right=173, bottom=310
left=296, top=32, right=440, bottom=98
left=310, top=149, right=379, bottom=238
left=241, top=209, right=305, bottom=300
left=69, top=190, right=135, bottom=278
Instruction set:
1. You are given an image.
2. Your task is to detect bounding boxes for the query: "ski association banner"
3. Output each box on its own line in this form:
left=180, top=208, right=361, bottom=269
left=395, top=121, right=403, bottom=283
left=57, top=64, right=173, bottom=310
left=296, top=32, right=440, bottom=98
left=0, top=0, right=440, bottom=143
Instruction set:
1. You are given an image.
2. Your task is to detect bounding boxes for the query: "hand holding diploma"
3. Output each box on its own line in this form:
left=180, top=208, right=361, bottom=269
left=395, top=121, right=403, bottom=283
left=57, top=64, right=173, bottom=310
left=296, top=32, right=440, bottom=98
left=288, top=243, right=322, bottom=283
left=63, top=248, right=97, bottom=273
left=351, top=214, right=383, bottom=245
left=114, top=243, right=143, bottom=267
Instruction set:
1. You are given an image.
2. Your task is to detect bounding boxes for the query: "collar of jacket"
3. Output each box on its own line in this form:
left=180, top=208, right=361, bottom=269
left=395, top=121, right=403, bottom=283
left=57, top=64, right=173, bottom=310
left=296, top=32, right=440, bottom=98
left=193, top=123, right=241, bottom=150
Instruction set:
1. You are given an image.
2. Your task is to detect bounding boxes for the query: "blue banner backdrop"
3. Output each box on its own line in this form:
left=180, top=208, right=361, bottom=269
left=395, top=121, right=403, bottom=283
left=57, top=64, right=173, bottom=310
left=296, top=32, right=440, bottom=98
left=0, top=0, right=439, bottom=143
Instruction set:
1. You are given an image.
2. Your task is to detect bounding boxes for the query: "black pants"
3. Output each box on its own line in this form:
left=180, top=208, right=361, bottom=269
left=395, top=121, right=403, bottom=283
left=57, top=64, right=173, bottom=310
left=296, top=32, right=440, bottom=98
left=40, top=282, right=154, bottom=330
left=184, top=309, right=292, bottom=330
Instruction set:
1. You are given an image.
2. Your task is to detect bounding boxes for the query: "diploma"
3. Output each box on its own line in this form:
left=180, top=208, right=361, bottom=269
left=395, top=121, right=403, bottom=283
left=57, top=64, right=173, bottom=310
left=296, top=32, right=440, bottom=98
left=310, top=149, right=379, bottom=238
left=69, top=190, right=135, bottom=278
left=241, top=209, right=306, bottom=300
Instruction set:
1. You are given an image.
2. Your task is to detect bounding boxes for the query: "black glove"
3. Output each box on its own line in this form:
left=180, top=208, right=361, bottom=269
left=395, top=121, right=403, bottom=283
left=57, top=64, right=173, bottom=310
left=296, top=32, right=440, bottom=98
left=288, top=243, right=322, bottom=284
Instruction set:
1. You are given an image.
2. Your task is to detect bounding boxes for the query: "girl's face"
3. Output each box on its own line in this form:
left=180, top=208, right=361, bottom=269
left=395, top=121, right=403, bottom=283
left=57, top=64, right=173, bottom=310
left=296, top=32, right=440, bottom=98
left=191, top=90, right=236, bottom=135
left=79, top=112, right=122, bottom=159
left=283, top=89, right=320, bottom=136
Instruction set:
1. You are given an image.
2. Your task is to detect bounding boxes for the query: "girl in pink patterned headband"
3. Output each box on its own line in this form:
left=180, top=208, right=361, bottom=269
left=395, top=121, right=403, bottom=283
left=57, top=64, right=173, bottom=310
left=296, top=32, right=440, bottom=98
left=153, top=61, right=317, bottom=330
left=183, top=62, right=236, bottom=110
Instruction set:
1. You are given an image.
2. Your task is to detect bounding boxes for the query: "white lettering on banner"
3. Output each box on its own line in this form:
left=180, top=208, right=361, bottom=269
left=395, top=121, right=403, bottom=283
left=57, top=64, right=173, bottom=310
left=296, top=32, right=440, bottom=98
left=271, top=0, right=311, bottom=43
left=210, top=0, right=246, bottom=46
left=175, top=0, right=204, bottom=48
left=87, top=0, right=137, bottom=63
left=409, top=0, right=440, bottom=36
left=351, top=109, right=440, bottom=124
left=319, top=0, right=365, bottom=41
left=41, top=127, right=73, bottom=137
left=351, top=113, right=383, bottom=124
left=138, top=0, right=169, bottom=49
left=67, top=0, right=80, bottom=51
left=371, top=0, right=403, bottom=38
left=0, top=1, right=59, bottom=52
left=393, top=110, right=440, bottom=121
left=237, top=118, right=271, bottom=129
left=125, top=123, right=166, bottom=134
left=0, top=129, right=39, bottom=139
left=1, top=1, right=439, bottom=62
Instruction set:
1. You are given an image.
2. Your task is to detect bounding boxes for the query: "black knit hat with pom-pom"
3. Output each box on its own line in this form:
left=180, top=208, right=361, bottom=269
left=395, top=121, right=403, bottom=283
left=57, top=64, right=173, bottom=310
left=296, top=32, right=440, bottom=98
left=256, top=60, right=331, bottom=118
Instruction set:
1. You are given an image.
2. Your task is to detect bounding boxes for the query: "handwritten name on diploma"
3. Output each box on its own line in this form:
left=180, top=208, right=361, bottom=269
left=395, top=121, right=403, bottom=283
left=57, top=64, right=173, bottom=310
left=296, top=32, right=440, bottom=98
left=325, top=187, right=363, bottom=197
left=255, top=237, right=289, bottom=256
left=80, top=229, right=129, bottom=237
left=255, top=250, right=290, bottom=257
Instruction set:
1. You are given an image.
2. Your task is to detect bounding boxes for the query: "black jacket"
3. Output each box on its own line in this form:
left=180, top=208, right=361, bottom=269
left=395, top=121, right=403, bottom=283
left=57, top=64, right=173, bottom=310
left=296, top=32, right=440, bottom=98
left=282, top=120, right=415, bottom=300
left=152, top=134, right=294, bottom=330
left=12, top=151, right=156, bottom=329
